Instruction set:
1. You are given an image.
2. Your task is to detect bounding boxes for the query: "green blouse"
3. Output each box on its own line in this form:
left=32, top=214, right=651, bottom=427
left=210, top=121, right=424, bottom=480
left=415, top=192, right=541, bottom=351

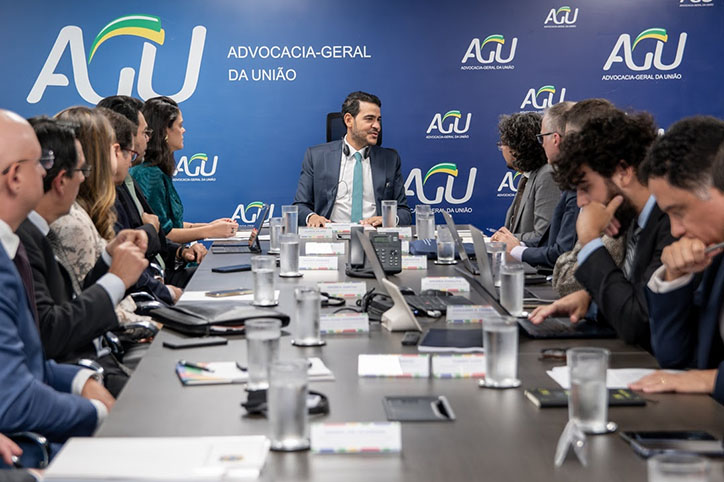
left=130, top=163, right=184, bottom=235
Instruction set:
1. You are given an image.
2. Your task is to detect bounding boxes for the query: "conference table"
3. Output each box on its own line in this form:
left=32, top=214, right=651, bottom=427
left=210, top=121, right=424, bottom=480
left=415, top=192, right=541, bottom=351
left=97, top=230, right=724, bottom=481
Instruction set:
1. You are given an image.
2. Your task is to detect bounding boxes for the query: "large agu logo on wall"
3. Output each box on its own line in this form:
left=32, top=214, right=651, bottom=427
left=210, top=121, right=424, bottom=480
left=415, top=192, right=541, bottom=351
left=497, top=171, right=523, bottom=198
left=460, top=34, right=517, bottom=70
left=405, top=163, right=477, bottom=209
left=543, top=6, right=579, bottom=28
left=174, top=152, right=218, bottom=182
left=231, top=202, right=275, bottom=224
left=425, top=110, right=472, bottom=139
left=520, top=85, right=567, bottom=110
left=27, top=14, right=206, bottom=104
left=602, top=28, right=687, bottom=81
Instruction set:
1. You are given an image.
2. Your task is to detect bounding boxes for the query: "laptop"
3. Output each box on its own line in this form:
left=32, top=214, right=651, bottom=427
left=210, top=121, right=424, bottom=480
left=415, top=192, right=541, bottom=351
left=468, top=226, right=616, bottom=339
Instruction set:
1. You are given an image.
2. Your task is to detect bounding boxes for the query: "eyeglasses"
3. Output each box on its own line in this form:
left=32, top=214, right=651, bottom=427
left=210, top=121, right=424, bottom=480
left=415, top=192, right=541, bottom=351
left=70, top=163, right=93, bottom=176
left=143, top=128, right=153, bottom=139
left=536, top=132, right=557, bottom=144
left=1, top=149, right=55, bottom=175
left=123, top=148, right=139, bottom=163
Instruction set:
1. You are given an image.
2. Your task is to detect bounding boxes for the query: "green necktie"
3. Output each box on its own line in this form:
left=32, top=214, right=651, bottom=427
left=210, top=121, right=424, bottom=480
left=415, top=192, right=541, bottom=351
left=350, top=152, right=363, bottom=223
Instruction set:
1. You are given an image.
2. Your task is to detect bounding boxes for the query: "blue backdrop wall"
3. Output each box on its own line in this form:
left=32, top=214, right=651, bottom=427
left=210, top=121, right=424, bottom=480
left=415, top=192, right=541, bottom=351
left=2, top=0, right=722, bottom=228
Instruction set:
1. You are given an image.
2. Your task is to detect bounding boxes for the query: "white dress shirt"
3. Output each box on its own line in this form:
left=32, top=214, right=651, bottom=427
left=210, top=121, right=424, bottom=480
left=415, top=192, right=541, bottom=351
left=329, top=136, right=376, bottom=223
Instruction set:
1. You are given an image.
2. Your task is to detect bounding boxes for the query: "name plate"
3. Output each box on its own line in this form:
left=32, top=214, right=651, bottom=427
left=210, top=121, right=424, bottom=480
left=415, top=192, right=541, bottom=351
left=401, top=255, right=428, bottom=270
left=446, top=305, right=499, bottom=324
left=311, top=422, right=401, bottom=454
left=377, top=227, right=413, bottom=239
left=299, top=256, right=338, bottom=271
left=326, top=223, right=351, bottom=234
left=432, top=354, right=486, bottom=379
left=320, top=313, right=369, bottom=335
left=305, top=242, right=345, bottom=255
left=420, top=276, right=470, bottom=293
left=298, top=227, right=334, bottom=239
left=358, top=354, right=430, bottom=378
left=317, top=281, right=367, bottom=299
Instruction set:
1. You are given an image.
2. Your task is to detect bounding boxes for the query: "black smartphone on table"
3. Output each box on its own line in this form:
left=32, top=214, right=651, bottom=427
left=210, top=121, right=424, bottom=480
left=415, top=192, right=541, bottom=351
left=212, top=264, right=252, bottom=273
left=620, top=430, right=724, bottom=458
left=163, top=336, right=228, bottom=349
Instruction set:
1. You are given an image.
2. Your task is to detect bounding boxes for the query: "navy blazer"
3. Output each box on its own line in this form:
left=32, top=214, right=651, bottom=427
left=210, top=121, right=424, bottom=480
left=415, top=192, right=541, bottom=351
left=0, top=244, right=97, bottom=442
left=646, top=253, right=724, bottom=404
left=293, top=140, right=412, bottom=225
left=522, top=190, right=578, bottom=268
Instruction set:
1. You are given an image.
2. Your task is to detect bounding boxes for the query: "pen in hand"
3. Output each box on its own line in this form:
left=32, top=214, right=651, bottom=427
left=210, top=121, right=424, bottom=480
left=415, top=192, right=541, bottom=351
left=178, top=360, right=214, bottom=373
left=705, top=241, right=724, bottom=255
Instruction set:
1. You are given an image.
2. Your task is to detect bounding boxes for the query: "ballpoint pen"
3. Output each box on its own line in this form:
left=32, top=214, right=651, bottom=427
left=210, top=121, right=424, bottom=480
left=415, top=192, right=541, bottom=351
left=705, top=241, right=724, bottom=254
left=178, top=360, right=214, bottom=372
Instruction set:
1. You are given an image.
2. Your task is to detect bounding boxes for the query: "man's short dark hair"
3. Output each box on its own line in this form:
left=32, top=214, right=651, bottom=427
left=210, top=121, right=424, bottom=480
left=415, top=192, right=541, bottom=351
left=639, top=116, right=724, bottom=196
left=563, top=98, right=616, bottom=133
left=27, top=116, right=78, bottom=193
left=97, top=107, right=134, bottom=151
left=341, top=91, right=381, bottom=118
left=714, top=143, right=724, bottom=193
left=555, top=109, right=657, bottom=190
left=96, top=95, right=140, bottom=127
left=498, top=112, right=547, bottom=173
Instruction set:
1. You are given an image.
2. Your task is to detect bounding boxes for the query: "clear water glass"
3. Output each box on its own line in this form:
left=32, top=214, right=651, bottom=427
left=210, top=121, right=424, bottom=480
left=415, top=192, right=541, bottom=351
left=567, top=347, right=609, bottom=434
left=251, top=255, right=276, bottom=306
left=268, top=359, right=310, bottom=451
left=281, top=205, right=298, bottom=235
left=245, top=319, right=281, bottom=391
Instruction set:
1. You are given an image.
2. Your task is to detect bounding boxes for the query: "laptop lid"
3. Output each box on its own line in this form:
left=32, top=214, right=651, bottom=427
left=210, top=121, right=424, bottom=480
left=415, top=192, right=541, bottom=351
left=440, top=211, right=478, bottom=275
left=469, top=226, right=498, bottom=299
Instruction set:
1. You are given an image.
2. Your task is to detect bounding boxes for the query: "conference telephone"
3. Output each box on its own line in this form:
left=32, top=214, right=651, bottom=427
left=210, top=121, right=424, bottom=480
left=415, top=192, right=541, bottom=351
left=346, top=227, right=402, bottom=277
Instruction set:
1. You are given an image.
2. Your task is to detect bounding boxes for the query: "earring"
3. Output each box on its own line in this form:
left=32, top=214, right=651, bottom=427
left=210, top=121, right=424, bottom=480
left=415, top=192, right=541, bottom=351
left=164, top=135, right=168, bottom=142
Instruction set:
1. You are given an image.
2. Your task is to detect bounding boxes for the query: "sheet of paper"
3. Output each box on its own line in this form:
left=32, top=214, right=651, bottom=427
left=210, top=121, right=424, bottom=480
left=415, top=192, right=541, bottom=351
left=299, top=256, right=339, bottom=271
left=377, top=227, right=413, bottom=239
left=432, top=354, right=486, bottom=378
left=358, top=354, right=430, bottom=378
left=311, top=422, right=401, bottom=454
left=299, top=227, right=335, bottom=239
left=317, top=281, right=367, bottom=299
left=401, top=255, right=428, bottom=270
left=305, top=242, right=346, bottom=255
left=546, top=366, right=680, bottom=389
left=401, top=240, right=410, bottom=254
left=179, top=290, right=280, bottom=303
left=446, top=305, right=499, bottom=324
left=320, top=313, right=370, bottom=334
left=420, top=276, right=470, bottom=293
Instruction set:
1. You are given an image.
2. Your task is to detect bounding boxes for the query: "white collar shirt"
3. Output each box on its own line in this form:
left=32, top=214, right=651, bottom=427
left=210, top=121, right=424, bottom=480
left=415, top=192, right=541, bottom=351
left=330, top=136, right=376, bottom=223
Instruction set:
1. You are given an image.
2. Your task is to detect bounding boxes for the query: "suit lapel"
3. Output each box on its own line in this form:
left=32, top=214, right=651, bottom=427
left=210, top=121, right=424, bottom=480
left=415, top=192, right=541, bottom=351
left=323, top=142, right=344, bottom=218
left=630, top=204, right=662, bottom=283
left=370, top=148, right=385, bottom=209
left=698, top=254, right=724, bottom=367
left=512, top=170, right=535, bottom=231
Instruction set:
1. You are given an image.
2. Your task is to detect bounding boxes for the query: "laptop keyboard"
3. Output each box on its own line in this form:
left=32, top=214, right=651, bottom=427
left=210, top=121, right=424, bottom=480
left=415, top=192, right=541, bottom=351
left=404, top=295, right=473, bottom=313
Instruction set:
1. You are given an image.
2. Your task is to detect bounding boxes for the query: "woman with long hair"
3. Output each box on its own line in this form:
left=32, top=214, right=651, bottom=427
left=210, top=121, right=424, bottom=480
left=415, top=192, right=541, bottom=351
left=131, top=96, right=237, bottom=243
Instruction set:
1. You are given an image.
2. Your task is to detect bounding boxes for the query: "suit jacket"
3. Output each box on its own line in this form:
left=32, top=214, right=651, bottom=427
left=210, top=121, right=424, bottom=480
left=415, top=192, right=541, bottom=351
left=504, top=163, right=560, bottom=245
left=16, top=220, right=118, bottom=363
left=575, top=204, right=674, bottom=350
left=293, top=140, right=412, bottom=226
left=0, top=244, right=97, bottom=442
left=646, top=254, right=724, bottom=404
left=522, top=190, right=578, bottom=268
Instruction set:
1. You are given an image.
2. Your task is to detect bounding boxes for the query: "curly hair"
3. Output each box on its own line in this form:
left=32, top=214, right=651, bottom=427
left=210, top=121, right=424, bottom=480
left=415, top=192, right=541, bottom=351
left=54, top=106, right=117, bottom=241
left=554, top=109, right=657, bottom=191
left=497, top=112, right=547, bottom=172
left=142, top=96, right=181, bottom=177
left=639, top=116, right=724, bottom=195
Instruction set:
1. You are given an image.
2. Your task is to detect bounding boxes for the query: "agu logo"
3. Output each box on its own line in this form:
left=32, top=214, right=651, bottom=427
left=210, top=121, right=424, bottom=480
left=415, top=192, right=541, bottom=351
left=679, top=0, right=713, bottom=6
left=175, top=153, right=218, bottom=181
left=520, top=85, right=567, bottom=110
left=497, top=171, right=523, bottom=198
left=603, top=28, right=687, bottom=72
left=426, top=110, right=472, bottom=139
left=232, top=202, right=275, bottom=225
left=461, top=34, right=517, bottom=68
left=27, top=14, right=206, bottom=104
left=405, top=163, right=477, bottom=205
left=544, top=6, right=579, bottom=28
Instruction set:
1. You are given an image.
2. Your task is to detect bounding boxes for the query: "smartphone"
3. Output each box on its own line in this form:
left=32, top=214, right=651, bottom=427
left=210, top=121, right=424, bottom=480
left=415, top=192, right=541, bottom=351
left=205, top=288, right=252, bottom=297
left=620, top=430, right=724, bottom=458
left=163, top=336, right=228, bottom=349
left=211, top=264, right=252, bottom=273
left=401, top=331, right=421, bottom=346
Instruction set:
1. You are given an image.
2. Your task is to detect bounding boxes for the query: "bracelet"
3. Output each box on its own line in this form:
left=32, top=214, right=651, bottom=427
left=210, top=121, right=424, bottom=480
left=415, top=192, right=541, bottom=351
left=176, top=245, right=184, bottom=259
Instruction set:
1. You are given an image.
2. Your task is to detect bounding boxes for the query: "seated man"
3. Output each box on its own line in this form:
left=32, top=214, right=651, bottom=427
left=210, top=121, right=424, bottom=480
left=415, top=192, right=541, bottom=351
left=492, top=101, right=577, bottom=268
left=18, top=117, right=149, bottom=396
left=293, top=91, right=412, bottom=227
left=630, top=117, right=724, bottom=404
left=0, top=109, right=114, bottom=442
left=529, top=109, right=675, bottom=350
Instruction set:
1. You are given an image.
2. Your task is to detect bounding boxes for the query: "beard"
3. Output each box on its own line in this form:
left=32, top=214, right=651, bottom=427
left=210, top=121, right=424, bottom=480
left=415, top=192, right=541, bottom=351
left=605, top=179, right=638, bottom=238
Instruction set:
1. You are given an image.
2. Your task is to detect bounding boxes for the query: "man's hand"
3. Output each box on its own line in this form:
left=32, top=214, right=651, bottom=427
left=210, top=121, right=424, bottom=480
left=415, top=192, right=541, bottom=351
left=490, top=227, right=520, bottom=253
left=141, top=213, right=160, bottom=233
left=661, top=237, right=713, bottom=281
left=629, top=369, right=717, bottom=395
left=108, top=241, right=149, bottom=289
left=181, top=244, right=207, bottom=263
left=528, top=289, right=592, bottom=324
left=168, top=285, right=183, bottom=303
left=81, top=378, right=115, bottom=412
left=307, top=214, right=329, bottom=228
left=107, top=229, right=148, bottom=256
left=0, top=433, right=22, bottom=466
left=576, top=195, right=623, bottom=245
left=361, top=216, right=383, bottom=227
left=206, top=220, right=238, bottom=238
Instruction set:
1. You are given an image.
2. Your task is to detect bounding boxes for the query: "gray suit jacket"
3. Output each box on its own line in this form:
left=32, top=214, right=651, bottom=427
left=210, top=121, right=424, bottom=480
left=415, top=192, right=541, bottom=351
left=293, top=140, right=412, bottom=225
left=504, top=163, right=560, bottom=245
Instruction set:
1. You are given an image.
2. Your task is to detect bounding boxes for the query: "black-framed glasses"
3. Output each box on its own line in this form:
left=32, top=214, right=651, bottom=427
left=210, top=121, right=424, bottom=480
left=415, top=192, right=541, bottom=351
left=70, top=163, right=92, bottom=176
left=143, top=128, right=153, bottom=139
left=123, top=148, right=139, bottom=163
left=536, top=132, right=556, bottom=145
left=1, top=149, right=54, bottom=175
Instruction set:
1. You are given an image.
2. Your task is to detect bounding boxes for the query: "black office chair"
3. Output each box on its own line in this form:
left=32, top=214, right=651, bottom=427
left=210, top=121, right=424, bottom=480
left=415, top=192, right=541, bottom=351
left=326, top=112, right=382, bottom=145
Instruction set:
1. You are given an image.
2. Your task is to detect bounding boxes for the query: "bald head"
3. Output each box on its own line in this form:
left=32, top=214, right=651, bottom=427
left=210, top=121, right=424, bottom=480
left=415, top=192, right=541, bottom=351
left=0, top=110, right=41, bottom=173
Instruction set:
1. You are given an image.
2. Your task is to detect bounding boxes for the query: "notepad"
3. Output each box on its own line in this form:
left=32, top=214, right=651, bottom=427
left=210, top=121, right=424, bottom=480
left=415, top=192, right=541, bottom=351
left=524, top=388, right=646, bottom=408
left=176, top=358, right=335, bottom=386
left=417, top=329, right=484, bottom=353
left=546, top=366, right=682, bottom=389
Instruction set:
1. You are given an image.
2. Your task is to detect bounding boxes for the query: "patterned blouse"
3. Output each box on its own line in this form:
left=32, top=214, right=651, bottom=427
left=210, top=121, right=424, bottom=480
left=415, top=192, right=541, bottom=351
left=130, top=162, right=184, bottom=235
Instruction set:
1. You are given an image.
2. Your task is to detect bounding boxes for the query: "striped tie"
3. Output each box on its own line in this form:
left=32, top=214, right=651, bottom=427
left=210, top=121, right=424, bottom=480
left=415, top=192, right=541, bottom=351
left=350, top=152, right=363, bottom=223
left=622, top=224, right=641, bottom=280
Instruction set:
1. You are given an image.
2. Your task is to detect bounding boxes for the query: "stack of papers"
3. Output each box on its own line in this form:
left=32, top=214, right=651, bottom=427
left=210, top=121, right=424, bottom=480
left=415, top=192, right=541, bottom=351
left=546, top=366, right=669, bottom=389
left=45, top=435, right=270, bottom=480
left=177, top=357, right=335, bottom=386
